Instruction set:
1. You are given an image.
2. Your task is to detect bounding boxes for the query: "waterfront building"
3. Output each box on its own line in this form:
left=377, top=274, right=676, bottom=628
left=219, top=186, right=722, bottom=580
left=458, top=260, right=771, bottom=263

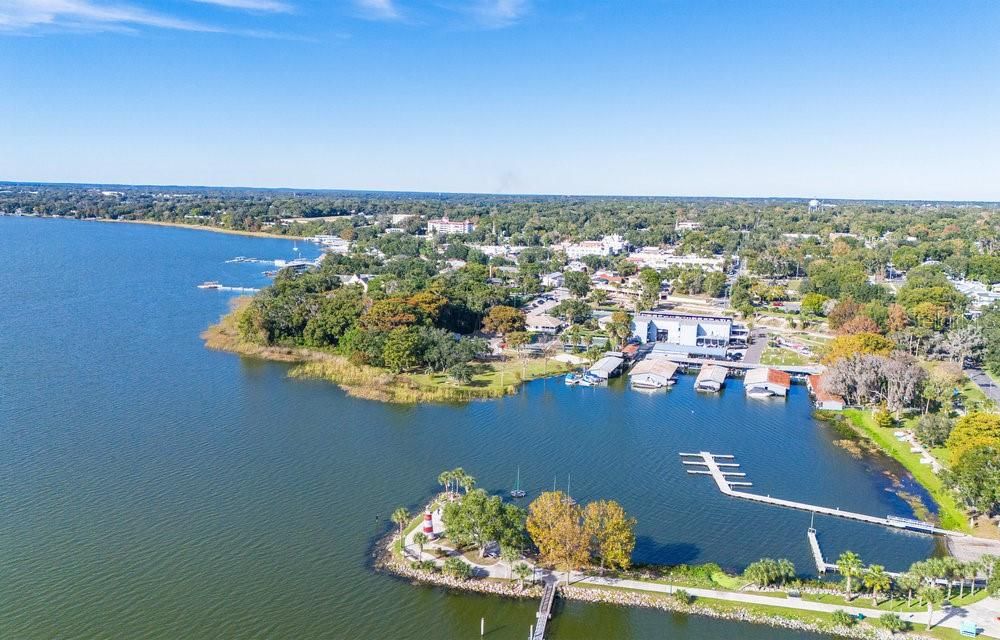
left=307, top=235, right=351, bottom=254
left=631, top=310, right=746, bottom=358
left=629, top=358, right=679, bottom=389
left=588, top=354, right=625, bottom=380
left=695, top=365, right=728, bottom=392
left=807, top=374, right=845, bottom=410
left=427, top=216, right=475, bottom=235
left=744, top=368, right=791, bottom=398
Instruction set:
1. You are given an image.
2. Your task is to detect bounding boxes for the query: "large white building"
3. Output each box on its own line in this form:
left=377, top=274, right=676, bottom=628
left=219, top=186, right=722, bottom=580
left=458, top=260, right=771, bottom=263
left=471, top=244, right=526, bottom=259
left=631, top=311, right=747, bottom=358
left=427, top=216, right=475, bottom=235
left=628, top=247, right=728, bottom=272
left=560, top=235, right=627, bottom=260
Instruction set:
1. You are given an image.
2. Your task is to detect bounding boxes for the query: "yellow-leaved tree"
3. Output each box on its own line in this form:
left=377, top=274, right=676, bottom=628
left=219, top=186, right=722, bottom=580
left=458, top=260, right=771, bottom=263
left=526, top=491, right=589, bottom=584
left=583, top=499, right=636, bottom=572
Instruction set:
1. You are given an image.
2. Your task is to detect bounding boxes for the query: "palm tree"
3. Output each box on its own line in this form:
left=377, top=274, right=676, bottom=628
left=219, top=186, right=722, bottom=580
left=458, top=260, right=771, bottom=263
left=458, top=471, right=476, bottom=494
left=897, top=572, right=921, bottom=608
left=413, top=531, right=428, bottom=559
left=449, top=468, right=465, bottom=495
left=918, top=584, right=944, bottom=629
left=438, top=470, right=453, bottom=496
left=960, top=561, right=979, bottom=598
left=513, top=562, right=532, bottom=589
left=500, top=545, right=519, bottom=579
left=776, top=558, right=795, bottom=587
left=967, top=560, right=983, bottom=596
left=836, top=551, right=864, bottom=600
left=941, top=557, right=960, bottom=599
left=391, top=506, right=409, bottom=537
left=863, top=564, right=891, bottom=606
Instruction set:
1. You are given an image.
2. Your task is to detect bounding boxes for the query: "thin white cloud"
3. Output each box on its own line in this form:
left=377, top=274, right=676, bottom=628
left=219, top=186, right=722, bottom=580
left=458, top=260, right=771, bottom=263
left=0, top=0, right=221, bottom=32
left=470, top=0, right=528, bottom=28
left=190, top=0, right=292, bottom=13
left=354, top=0, right=398, bottom=20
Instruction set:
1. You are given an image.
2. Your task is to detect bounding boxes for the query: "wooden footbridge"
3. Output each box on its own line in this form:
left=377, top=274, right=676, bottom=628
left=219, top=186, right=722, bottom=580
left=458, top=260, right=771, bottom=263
left=680, top=451, right=962, bottom=537
left=530, top=580, right=557, bottom=640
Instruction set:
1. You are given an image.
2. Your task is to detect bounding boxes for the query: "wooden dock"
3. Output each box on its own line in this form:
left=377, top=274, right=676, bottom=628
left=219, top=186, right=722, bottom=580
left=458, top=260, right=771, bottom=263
left=531, top=581, right=557, bottom=640
left=680, top=452, right=963, bottom=537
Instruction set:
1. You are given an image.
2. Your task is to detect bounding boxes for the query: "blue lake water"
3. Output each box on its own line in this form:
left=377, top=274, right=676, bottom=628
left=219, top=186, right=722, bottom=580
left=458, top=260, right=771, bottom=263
left=0, top=217, right=938, bottom=638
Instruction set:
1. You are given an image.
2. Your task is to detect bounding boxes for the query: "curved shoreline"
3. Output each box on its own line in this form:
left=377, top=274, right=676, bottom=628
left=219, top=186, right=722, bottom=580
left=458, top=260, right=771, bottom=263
left=201, top=301, right=572, bottom=404
left=96, top=217, right=307, bottom=240
left=372, top=530, right=912, bottom=640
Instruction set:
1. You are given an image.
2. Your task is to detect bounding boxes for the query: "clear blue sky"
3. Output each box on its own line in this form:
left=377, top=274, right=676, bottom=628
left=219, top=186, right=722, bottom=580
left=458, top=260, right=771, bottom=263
left=2, top=1, right=998, bottom=200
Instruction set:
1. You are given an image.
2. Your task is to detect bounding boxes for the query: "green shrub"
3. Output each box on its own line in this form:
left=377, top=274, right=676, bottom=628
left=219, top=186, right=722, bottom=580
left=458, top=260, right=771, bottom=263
left=831, top=609, right=856, bottom=627
left=410, top=560, right=437, bottom=573
left=876, top=613, right=908, bottom=633
left=442, top=557, right=473, bottom=580
left=672, top=589, right=693, bottom=605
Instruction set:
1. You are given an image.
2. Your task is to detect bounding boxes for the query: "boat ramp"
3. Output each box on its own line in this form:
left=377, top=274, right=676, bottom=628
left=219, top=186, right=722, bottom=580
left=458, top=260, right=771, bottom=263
left=679, top=452, right=963, bottom=537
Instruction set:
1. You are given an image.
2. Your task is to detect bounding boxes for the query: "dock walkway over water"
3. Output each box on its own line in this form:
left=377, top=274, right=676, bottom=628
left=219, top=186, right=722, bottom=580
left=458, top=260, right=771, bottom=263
left=531, top=580, right=557, bottom=640
left=679, top=452, right=963, bottom=537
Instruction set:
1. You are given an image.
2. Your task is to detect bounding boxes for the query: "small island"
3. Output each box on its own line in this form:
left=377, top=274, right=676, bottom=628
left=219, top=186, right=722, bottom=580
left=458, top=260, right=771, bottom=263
left=378, top=468, right=1000, bottom=640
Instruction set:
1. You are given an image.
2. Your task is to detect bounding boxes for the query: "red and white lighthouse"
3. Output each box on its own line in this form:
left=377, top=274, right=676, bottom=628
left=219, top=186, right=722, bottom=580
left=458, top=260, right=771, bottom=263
left=422, top=510, right=435, bottom=539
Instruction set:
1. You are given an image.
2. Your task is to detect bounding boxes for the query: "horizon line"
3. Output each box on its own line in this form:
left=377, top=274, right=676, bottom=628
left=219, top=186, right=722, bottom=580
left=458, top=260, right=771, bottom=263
left=2, top=180, right=999, bottom=206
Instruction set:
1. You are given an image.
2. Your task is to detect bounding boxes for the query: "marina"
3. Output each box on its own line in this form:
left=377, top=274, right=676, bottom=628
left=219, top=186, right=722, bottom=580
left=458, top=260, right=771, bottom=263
left=196, top=281, right=260, bottom=293
left=680, top=452, right=963, bottom=537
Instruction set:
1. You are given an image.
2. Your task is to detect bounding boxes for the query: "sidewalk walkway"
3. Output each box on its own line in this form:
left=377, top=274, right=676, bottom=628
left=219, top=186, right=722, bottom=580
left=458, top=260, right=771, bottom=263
left=577, top=575, right=999, bottom=638
left=399, top=505, right=999, bottom=638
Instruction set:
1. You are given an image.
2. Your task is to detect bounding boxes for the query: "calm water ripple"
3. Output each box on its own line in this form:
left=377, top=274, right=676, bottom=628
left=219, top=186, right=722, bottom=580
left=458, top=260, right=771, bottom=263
left=1, top=217, right=935, bottom=638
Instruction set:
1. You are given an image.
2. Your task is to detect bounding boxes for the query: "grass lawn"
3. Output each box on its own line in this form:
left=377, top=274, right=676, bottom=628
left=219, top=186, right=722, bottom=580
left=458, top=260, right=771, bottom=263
left=573, top=582, right=971, bottom=640
left=841, top=409, right=969, bottom=532
left=760, top=346, right=812, bottom=366
left=802, top=588, right=991, bottom=613
left=405, top=357, right=574, bottom=400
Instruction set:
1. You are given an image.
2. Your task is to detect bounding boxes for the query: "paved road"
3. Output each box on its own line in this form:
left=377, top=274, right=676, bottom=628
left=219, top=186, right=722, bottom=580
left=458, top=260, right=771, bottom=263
left=743, top=330, right=768, bottom=364
left=965, top=368, right=1000, bottom=404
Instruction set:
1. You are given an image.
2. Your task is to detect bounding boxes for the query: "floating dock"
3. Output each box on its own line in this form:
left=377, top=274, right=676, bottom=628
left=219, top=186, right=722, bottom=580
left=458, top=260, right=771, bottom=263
left=680, top=452, right=963, bottom=537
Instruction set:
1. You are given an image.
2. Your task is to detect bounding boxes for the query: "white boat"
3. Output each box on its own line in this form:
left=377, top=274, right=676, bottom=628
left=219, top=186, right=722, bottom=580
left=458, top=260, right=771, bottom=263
left=197, top=281, right=221, bottom=289
left=746, top=387, right=777, bottom=399
left=510, top=467, right=526, bottom=499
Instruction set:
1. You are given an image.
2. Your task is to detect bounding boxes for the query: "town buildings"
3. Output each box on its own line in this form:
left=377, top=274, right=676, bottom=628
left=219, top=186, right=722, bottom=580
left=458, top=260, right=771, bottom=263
left=559, top=234, right=627, bottom=259
left=427, top=216, right=475, bottom=235
left=627, top=246, right=729, bottom=272
left=631, top=311, right=747, bottom=358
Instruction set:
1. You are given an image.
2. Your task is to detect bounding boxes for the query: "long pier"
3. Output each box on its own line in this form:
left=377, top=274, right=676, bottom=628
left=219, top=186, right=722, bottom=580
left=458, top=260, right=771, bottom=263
left=531, top=581, right=557, bottom=640
left=679, top=452, right=963, bottom=537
